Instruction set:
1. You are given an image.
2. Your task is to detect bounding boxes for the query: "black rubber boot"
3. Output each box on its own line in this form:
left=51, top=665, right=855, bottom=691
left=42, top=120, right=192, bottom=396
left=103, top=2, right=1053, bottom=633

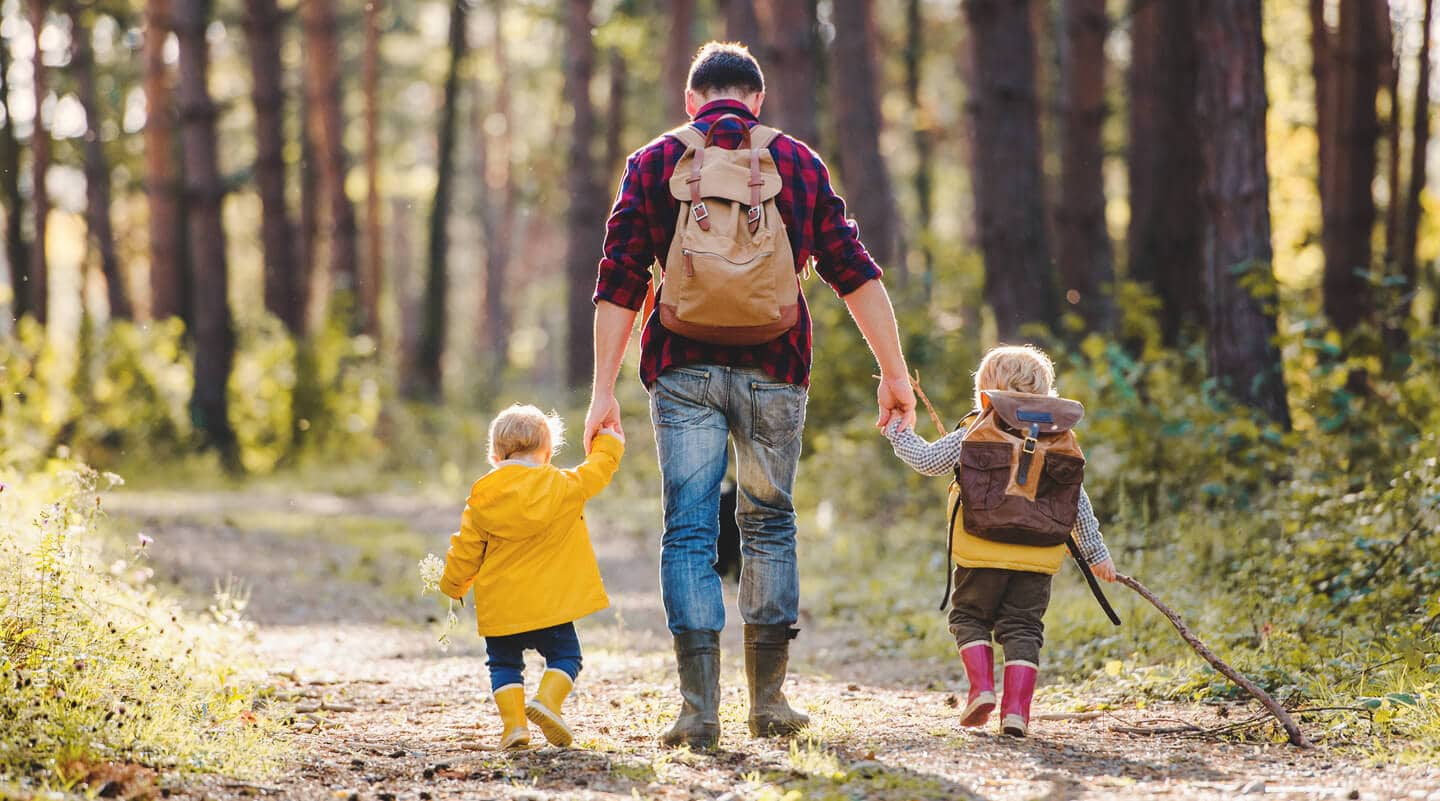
left=660, top=630, right=721, bottom=749
left=744, top=624, right=810, bottom=737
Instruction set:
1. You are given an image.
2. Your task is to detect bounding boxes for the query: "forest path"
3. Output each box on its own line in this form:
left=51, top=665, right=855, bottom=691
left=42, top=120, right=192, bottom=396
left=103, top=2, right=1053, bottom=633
left=105, top=487, right=1435, bottom=801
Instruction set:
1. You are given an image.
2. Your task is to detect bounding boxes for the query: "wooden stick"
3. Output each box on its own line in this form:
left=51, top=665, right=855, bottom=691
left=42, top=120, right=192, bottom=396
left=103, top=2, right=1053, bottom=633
left=872, top=371, right=947, bottom=435
left=1116, top=573, right=1313, bottom=748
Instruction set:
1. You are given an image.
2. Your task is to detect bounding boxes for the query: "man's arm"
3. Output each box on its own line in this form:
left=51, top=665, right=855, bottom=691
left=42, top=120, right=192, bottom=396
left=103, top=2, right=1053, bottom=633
left=584, top=302, right=638, bottom=451
left=843, top=280, right=917, bottom=431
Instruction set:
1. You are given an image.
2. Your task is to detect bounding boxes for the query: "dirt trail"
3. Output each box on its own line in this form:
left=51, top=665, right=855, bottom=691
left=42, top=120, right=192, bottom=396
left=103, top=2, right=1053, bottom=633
left=106, top=489, right=1439, bottom=801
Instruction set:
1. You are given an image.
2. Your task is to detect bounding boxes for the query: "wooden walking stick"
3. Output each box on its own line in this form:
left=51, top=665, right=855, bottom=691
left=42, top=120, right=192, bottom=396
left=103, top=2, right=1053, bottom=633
left=1116, top=573, right=1313, bottom=748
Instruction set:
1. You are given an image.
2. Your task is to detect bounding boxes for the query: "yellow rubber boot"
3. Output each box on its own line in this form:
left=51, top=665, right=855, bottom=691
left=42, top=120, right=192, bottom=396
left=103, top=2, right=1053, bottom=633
left=525, top=669, right=575, bottom=747
left=493, top=684, right=530, bottom=750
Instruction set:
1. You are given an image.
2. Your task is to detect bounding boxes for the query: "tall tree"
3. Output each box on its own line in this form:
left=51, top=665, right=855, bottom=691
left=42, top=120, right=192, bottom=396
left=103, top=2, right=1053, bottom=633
left=564, top=0, right=600, bottom=388
left=297, top=92, right=318, bottom=329
left=1194, top=0, right=1291, bottom=426
left=70, top=2, right=129, bottom=320
left=1055, top=0, right=1113, bottom=331
left=144, top=0, right=184, bottom=321
left=1313, top=0, right=1383, bottom=333
left=244, top=0, right=301, bottom=334
left=174, top=0, right=238, bottom=461
left=725, top=0, right=760, bottom=46
left=904, top=0, right=935, bottom=290
left=962, top=0, right=1056, bottom=339
left=301, top=0, right=359, bottom=324
left=28, top=0, right=49, bottom=324
left=362, top=0, right=383, bottom=341
left=1127, top=0, right=1203, bottom=344
left=664, top=0, right=694, bottom=122
left=478, top=0, right=516, bottom=376
left=1, top=27, right=30, bottom=320
left=417, top=0, right=467, bottom=397
left=1397, top=0, right=1434, bottom=337
left=755, top=0, right=821, bottom=146
left=604, top=48, right=627, bottom=177
left=829, top=0, right=901, bottom=273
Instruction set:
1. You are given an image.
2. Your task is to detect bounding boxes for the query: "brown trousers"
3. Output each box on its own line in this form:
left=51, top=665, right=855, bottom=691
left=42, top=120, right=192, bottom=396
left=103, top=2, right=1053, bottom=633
left=947, top=566, right=1052, bottom=665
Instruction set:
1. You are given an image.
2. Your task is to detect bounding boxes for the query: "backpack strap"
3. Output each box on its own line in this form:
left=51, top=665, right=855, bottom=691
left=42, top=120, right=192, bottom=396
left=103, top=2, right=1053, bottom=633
left=666, top=124, right=712, bottom=232
left=1067, top=537, right=1122, bottom=626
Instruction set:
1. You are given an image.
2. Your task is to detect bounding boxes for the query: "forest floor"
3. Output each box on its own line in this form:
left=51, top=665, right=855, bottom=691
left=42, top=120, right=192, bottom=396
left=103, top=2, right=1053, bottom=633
left=103, top=487, right=1440, bottom=801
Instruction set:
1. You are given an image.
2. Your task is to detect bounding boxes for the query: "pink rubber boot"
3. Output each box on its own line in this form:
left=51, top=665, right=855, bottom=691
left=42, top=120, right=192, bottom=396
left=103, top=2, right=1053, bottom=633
left=1000, top=661, right=1038, bottom=737
left=958, top=641, right=997, bottom=727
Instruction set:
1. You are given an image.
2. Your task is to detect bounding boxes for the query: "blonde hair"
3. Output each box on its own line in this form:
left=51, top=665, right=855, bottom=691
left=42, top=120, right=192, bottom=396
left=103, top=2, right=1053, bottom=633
left=974, top=345, right=1057, bottom=409
left=488, top=404, right=565, bottom=462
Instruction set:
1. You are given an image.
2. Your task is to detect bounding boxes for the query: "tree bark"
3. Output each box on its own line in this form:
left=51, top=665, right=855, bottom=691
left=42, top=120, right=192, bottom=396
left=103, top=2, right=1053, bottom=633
left=144, top=0, right=184, bottom=322
left=1397, top=0, right=1433, bottom=338
left=174, top=0, right=238, bottom=462
left=417, top=0, right=467, bottom=398
left=28, top=0, right=49, bottom=324
left=664, top=0, right=694, bottom=123
left=1194, top=0, right=1291, bottom=427
left=755, top=0, right=821, bottom=146
left=1056, top=0, right=1113, bottom=331
left=725, top=0, right=760, bottom=46
left=1316, top=0, right=1382, bottom=333
left=362, top=0, right=383, bottom=341
left=244, top=0, right=301, bottom=335
left=479, top=0, right=515, bottom=380
left=298, top=91, right=318, bottom=330
left=0, top=28, right=30, bottom=321
left=301, top=0, right=359, bottom=325
left=905, top=0, right=934, bottom=292
left=828, top=0, right=902, bottom=275
left=963, top=0, right=1057, bottom=340
left=605, top=48, right=627, bottom=179
left=1126, top=0, right=1204, bottom=344
left=564, top=0, right=600, bottom=388
left=70, top=2, right=130, bottom=320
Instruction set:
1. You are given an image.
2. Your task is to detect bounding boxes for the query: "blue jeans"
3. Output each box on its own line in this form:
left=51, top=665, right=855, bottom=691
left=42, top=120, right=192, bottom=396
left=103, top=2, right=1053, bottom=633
left=649, top=364, right=806, bottom=635
left=484, top=622, right=582, bottom=690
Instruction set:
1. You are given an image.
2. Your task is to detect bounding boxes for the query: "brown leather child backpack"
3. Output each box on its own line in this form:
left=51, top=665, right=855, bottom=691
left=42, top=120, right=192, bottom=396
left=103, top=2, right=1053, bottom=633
left=656, top=116, right=800, bottom=345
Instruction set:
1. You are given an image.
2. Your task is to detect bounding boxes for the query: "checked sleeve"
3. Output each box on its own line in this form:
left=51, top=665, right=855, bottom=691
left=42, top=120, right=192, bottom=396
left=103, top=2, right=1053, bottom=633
left=884, top=423, right=967, bottom=477
left=1073, top=488, right=1111, bottom=566
left=593, top=155, right=657, bottom=311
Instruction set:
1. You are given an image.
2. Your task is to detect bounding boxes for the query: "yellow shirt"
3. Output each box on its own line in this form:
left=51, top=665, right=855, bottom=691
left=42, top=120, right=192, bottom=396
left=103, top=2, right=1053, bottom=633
left=439, top=434, right=623, bottom=637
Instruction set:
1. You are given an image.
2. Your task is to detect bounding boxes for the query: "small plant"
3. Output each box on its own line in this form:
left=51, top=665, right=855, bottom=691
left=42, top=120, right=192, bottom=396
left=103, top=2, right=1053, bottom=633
left=418, top=553, right=460, bottom=652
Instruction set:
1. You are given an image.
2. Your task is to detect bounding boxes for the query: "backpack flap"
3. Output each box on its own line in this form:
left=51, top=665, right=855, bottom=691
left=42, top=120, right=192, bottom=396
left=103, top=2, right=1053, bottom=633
left=668, top=149, right=782, bottom=206
left=980, top=391, right=1084, bottom=434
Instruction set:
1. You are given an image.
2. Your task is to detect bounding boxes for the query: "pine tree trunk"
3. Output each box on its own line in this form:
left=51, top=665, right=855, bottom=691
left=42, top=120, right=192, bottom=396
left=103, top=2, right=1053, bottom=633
left=1126, top=0, right=1204, bottom=344
left=244, top=0, right=301, bottom=335
left=417, top=0, right=467, bottom=398
left=1056, top=0, right=1113, bottom=331
left=755, top=0, right=821, bottom=146
left=362, top=0, right=383, bottom=341
left=963, top=0, right=1057, bottom=340
left=829, top=0, right=902, bottom=275
left=1397, top=0, right=1433, bottom=336
left=174, top=0, right=238, bottom=462
left=0, top=32, right=30, bottom=321
left=298, top=92, right=319, bottom=329
left=725, top=0, right=760, bottom=46
left=144, top=0, right=184, bottom=322
left=564, top=0, right=600, bottom=389
left=28, top=0, right=49, bottom=324
left=301, top=0, right=359, bottom=324
left=905, top=0, right=934, bottom=293
left=605, top=48, right=627, bottom=179
left=70, top=3, right=130, bottom=321
left=1318, top=0, right=1382, bottom=333
left=664, top=0, right=694, bottom=123
left=477, top=0, right=514, bottom=379
left=1194, top=0, right=1291, bottom=427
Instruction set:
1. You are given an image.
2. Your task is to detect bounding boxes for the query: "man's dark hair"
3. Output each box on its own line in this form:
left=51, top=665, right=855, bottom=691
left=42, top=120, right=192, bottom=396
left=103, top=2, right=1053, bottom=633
left=687, top=42, right=765, bottom=95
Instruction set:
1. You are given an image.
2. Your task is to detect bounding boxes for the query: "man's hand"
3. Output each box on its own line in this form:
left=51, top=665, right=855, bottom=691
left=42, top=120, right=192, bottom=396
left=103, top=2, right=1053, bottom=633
left=584, top=393, right=623, bottom=453
left=597, top=425, right=626, bottom=445
left=1089, top=558, right=1117, bottom=583
left=877, top=374, right=917, bottom=432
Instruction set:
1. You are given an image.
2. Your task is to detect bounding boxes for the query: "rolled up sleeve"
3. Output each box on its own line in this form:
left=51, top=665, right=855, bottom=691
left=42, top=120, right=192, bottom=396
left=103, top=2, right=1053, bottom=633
left=809, top=153, right=883, bottom=297
left=594, top=154, right=657, bottom=311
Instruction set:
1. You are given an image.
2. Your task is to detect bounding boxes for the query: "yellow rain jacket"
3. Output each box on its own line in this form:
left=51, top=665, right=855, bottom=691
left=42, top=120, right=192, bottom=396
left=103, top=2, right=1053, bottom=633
left=439, top=434, right=623, bottom=637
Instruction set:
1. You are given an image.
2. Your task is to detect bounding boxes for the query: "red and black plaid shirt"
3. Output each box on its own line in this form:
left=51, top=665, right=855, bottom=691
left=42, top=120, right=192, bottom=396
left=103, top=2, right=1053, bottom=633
left=593, top=100, right=883, bottom=388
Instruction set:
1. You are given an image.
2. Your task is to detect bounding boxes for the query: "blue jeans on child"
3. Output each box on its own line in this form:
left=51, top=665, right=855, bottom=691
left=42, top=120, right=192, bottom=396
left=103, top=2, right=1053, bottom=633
left=484, top=622, right=582, bottom=690
left=648, top=364, right=806, bottom=635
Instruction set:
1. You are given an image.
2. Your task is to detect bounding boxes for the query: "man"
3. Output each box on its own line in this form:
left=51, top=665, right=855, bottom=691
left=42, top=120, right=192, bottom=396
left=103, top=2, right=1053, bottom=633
left=584, top=42, right=916, bottom=748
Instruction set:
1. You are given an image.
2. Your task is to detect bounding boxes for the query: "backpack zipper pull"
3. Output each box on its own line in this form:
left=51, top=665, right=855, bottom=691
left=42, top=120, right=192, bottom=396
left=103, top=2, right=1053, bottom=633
left=683, top=250, right=696, bottom=277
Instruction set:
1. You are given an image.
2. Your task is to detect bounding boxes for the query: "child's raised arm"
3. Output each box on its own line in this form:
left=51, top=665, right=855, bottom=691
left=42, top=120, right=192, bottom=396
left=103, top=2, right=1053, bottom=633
left=883, top=422, right=967, bottom=477
left=563, top=428, right=625, bottom=501
left=439, top=499, right=489, bottom=600
left=1073, top=487, right=1116, bottom=581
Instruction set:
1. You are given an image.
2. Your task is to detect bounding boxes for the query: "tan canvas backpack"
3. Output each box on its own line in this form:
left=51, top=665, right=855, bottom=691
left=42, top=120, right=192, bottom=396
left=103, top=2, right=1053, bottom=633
left=655, top=115, right=800, bottom=345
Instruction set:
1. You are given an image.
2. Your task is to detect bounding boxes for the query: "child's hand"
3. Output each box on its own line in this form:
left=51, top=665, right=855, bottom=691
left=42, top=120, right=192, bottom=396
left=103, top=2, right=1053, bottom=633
left=598, top=426, right=626, bottom=444
left=1089, top=558, right=1117, bottom=583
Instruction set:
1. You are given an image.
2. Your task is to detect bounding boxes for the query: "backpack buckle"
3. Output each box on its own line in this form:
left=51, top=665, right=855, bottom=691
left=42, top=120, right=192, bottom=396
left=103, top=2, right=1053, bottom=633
left=692, top=202, right=710, bottom=223
left=1022, top=438, right=1037, bottom=455
left=747, top=206, right=761, bottom=225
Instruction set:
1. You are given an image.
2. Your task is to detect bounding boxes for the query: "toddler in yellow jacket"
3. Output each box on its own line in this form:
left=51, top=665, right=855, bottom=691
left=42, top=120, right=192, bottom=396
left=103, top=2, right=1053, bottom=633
left=439, top=403, right=624, bottom=749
